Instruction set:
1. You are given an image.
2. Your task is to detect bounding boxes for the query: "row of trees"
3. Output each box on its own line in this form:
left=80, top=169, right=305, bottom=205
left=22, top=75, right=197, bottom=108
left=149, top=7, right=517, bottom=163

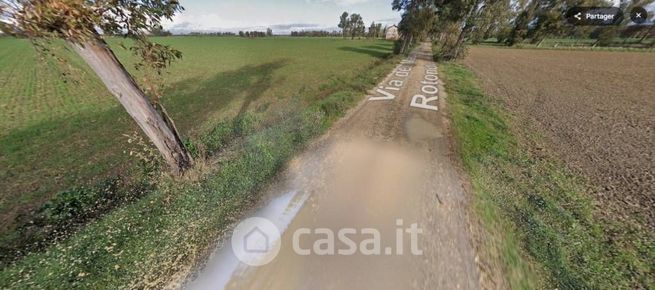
left=471, top=0, right=654, bottom=46
left=338, top=12, right=367, bottom=39
left=238, top=28, right=273, bottom=38
left=188, top=31, right=237, bottom=36
left=291, top=25, right=389, bottom=38
left=393, top=0, right=655, bottom=59
left=290, top=30, right=341, bottom=37
left=368, top=22, right=386, bottom=38
left=338, top=12, right=390, bottom=39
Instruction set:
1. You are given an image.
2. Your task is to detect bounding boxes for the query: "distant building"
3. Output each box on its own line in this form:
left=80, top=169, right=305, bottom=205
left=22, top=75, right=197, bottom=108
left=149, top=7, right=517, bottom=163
left=385, top=25, right=399, bottom=40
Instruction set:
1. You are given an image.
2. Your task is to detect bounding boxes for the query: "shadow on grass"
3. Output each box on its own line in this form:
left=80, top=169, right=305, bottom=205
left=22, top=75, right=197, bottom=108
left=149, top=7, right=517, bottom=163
left=362, top=44, right=393, bottom=51
left=163, top=59, right=288, bottom=131
left=338, top=46, right=391, bottom=59
left=0, top=60, right=288, bottom=263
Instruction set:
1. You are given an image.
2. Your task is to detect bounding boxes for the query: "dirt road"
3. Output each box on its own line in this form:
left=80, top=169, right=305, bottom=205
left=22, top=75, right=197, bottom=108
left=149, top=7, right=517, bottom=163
left=463, top=47, right=655, bottom=228
left=187, top=43, right=480, bottom=290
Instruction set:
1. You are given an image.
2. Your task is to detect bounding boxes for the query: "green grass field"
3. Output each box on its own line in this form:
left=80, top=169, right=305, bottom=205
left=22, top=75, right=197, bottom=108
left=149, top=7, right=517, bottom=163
left=0, top=36, right=394, bottom=266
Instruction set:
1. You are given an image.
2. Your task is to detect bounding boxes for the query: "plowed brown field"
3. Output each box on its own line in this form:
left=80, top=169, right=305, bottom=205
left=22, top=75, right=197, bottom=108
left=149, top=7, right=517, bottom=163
left=463, top=47, right=654, bottom=228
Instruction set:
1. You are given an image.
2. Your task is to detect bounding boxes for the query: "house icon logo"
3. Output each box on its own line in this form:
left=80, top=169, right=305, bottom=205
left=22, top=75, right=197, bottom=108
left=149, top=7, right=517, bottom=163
left=231, top=217, right=281, bottom=266
left=244, top=227, right=269, bottom=253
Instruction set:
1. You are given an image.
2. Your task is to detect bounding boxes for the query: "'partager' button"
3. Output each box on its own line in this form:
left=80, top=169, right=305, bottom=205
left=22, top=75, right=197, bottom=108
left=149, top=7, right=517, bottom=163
left=566, top=7, right=624, bottom=25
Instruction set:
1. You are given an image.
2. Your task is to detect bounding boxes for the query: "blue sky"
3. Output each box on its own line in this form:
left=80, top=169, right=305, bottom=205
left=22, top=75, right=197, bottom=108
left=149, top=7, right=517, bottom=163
left=162, top=0, right=402, bottom=34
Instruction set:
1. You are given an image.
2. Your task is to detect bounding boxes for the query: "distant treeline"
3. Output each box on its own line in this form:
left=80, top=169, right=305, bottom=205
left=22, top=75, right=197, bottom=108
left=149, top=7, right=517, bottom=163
left=290, top=30, right=341, bottom=37
left=238, top=28, right=273, bottom=38
left=187, top=32, right=236, bottom=36
left=151, top=29, right=275, bottom=38
left=150, top=26, right=173, bottom=36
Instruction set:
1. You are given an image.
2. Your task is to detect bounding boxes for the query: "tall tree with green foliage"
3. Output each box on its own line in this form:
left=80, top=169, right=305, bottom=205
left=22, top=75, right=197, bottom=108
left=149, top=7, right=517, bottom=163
left=339, top=11, right=350, bottom=38
left=0, top=0, right=193, bottom=175
left=506, top=0, right=538, bottom=45
left=348, top=13, right=365, bottom=39
left=368, top=21, right=378, bottom=38
left=376, top=23, right=384, bottom=38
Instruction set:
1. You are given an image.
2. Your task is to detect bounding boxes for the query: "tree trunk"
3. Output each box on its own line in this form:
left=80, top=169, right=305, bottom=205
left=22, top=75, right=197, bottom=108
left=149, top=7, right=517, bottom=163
left=639, top=25, right=654, bottom=44
left=445, top=23, right=472, bottom=59
left=445, top=0, right=481, bottom=59
left=69, top=36, right=193, bottom=176
left=407, top=35, right=414, bottom=53
left=400, top=35, right=408, bottom=54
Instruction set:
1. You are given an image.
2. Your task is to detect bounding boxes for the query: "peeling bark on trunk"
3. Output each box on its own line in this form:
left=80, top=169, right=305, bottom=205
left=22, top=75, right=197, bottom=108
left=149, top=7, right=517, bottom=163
left=69, top=36, right=192, bottom=176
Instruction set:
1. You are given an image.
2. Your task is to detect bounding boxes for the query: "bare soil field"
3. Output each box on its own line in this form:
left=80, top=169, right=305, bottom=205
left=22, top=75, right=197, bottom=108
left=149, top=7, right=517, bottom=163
left=463, top=47, right=654, bottom=229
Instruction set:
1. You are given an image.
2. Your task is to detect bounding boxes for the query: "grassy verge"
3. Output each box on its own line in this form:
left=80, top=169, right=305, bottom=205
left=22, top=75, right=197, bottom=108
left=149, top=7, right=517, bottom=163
left=440, top=62, right=654, bottom=289
left=0, top=51, right=399, bottom=288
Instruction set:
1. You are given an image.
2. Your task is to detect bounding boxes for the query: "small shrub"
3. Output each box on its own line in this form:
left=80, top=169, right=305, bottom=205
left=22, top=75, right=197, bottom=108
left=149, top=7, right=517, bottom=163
left=38, top=179, right=120, bottom=225
left=200, top=113, right=258, bottom=155
left=36, top=177, right=150, bottom=227
left=316, top=91, right=355, bottom=121
left=201, top=120, right=233, bottom=154
left=231, top=113, right=256, bottom=136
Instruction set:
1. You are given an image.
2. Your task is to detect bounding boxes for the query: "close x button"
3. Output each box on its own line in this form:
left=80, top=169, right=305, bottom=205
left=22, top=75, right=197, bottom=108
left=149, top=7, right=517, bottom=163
left=630, top=7, right=648, bottom=24
left=566, top=7, right=623, bottom=25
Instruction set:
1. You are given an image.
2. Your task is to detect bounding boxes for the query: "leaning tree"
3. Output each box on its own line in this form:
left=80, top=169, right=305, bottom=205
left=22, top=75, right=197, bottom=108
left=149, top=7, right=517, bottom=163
left=0, top=0, right=193, bottom=175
